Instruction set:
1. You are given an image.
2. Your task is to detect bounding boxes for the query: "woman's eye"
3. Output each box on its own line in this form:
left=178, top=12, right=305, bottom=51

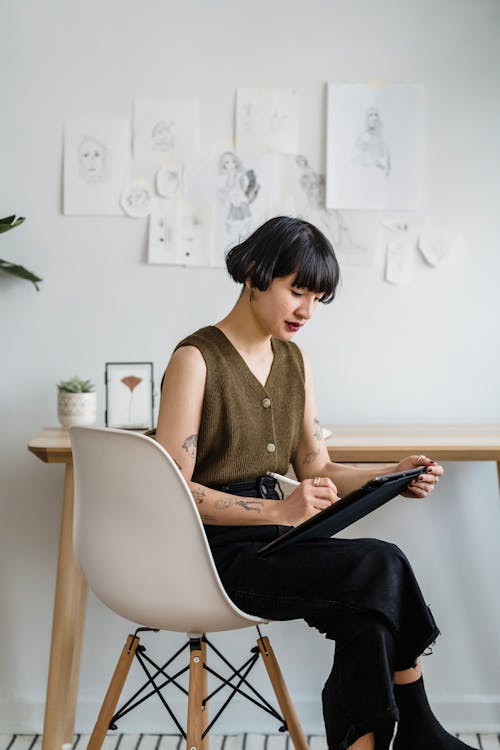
left=291, top=290, right=303, bottom=297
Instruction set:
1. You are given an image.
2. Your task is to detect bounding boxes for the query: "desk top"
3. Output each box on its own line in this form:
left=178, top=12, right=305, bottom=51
left=28, top=424, right=500, bottom=464
left=325, top=423, right=500, bottom=462
left=28, top=428, right=72, bottom=463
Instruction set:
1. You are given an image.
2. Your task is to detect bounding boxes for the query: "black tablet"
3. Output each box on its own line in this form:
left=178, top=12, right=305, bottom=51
left=258, top=465, right=425, bottom=557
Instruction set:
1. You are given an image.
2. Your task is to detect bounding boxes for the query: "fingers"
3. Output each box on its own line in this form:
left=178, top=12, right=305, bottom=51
left=408, top=469, right=440, bottom=498
left=309, top=476, right=338, bottom=493
left=305, top=477, right=339, bottom=510
left=414, top=455, right=444, bottom=476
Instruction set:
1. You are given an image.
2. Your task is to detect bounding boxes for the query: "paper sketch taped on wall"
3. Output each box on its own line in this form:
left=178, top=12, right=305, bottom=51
left=78, top=137, right=108, bottom=183
left=177, top=200, right=212, bottom=266
left=121, top=180, right=153, bottom=218
left=134, top=99, right=200, bottom=164
left=64, top=117, right=130, bottom=215
left=148, top=200, right=178, bottom=264
left=156, top=164, right=183, bottom=198
left=236, top=88, right=299, bottom=154
left=352, top=108, right=391, bottom=176
left=218, top=150, right=260, bottom=248
left=294, top=155, right=373, bottom=265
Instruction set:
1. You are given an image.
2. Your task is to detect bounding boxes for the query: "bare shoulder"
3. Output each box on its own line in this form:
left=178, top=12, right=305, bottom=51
left=166, top=345, right=207, bottom=378
left=296, top=347, right=313, bottom=379
left=161, top=346, right=207, bottom=402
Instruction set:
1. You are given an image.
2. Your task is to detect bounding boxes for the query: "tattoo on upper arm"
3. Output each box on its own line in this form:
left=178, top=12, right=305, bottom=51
left=313, top=418, right=323, bottom=441
left=201, top=514, right=217, bottom=524
left=182, top=434, right=198, bottom=459
left=191, top=486, right=205, bottom=505
left=303, top=449, right=320, bottom=464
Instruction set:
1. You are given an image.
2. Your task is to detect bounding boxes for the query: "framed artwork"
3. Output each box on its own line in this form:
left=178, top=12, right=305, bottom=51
left=105, top=362, right=154, bottom=430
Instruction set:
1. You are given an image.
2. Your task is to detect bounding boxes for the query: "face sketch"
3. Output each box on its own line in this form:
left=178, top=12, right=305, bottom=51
left=219, top=151, right=242, bottom=175
left=152, top=120, right=174, bottom=151
left=366, top=109, right=381, bottom=134
left=79, top=137, right=106, bottom=181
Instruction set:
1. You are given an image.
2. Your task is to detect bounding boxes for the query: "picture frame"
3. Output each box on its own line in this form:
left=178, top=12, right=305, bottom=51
left=105, top=362, right=154, bottom=430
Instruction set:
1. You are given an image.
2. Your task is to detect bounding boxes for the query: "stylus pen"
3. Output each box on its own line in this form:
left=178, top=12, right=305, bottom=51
left=266, top=471, right=300, bottom=488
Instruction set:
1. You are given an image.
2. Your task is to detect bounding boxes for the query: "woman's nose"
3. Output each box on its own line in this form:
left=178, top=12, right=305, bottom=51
left=297, top=298, right=315, bottom=319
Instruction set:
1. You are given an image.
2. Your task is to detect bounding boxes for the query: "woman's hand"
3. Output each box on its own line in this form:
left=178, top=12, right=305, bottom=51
left=278, top=477, right=340, bottom=526
left=396, top=455, right=444, bottom=499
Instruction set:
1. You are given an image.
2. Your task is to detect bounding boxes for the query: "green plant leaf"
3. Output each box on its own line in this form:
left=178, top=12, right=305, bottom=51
left=0, top=215, right=25, bottom=234
left=57, top=375, right=96, bottom=393
left=0, top=259, right=43, bottom=290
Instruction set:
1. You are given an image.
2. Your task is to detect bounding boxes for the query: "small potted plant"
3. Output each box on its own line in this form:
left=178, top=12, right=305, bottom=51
left=57, top=376, right=97, bottom=428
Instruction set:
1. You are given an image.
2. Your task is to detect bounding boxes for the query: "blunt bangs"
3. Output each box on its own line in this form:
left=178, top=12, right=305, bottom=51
left=225, top=216, right=340, bottom=303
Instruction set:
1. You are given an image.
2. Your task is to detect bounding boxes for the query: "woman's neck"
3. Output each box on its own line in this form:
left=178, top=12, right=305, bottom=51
left=215, top=289, right=272, bottom=360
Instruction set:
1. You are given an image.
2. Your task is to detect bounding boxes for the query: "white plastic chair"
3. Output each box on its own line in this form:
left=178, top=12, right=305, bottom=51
left=70, top=426, right=308, bottom=750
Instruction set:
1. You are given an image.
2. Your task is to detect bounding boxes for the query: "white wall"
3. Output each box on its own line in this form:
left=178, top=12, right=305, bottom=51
left=1, top=0, right=499, bottom=735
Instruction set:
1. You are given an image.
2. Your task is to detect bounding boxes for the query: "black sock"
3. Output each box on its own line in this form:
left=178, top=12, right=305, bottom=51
left=393, top=677, right=476, bottom=749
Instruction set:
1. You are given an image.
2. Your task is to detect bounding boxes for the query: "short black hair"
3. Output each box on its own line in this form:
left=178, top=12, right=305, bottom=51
left=225, top=216, right=340, bottom=303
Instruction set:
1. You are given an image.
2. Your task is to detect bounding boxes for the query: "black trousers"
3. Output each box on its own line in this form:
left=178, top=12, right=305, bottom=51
left=205, top=478, right=440, bottom=750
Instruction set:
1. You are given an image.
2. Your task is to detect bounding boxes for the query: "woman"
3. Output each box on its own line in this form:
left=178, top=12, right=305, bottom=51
left=156, top=216, right=473, bottom=750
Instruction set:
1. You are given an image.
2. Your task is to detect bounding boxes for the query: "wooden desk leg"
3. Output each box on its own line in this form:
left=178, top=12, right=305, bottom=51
left=63, top=565, right=88, bottom=745
left=42, top=463, right=88, bottom=750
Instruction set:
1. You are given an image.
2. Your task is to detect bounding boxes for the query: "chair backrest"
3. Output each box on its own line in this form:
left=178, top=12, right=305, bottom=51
left=71, top=426, right=266, bottom=633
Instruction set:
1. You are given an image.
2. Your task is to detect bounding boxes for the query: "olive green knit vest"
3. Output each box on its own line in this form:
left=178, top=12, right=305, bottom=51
left=175, top=326, right=305, bottom=486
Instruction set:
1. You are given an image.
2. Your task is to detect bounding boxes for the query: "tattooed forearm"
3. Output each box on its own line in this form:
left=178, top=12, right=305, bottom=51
left=303, top=449, right=320, bottom=464
left=201, top=514, right=217, bottom=524
left=182, top=434, right=198, bottom=459
left=313, top=418, right=323, bottom=441
left=191, top=486, right=206, bottom=505
left=236, top=500, right=263, bottom=512
left=214, top=497, right=264, bottom=513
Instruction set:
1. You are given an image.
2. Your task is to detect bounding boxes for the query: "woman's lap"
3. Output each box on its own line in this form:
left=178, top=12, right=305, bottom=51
left=207, top=525, right=439, bottom=664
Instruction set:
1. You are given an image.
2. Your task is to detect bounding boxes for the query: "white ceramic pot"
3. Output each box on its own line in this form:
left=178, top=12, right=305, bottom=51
left=57, top=391, right=97, bottom=428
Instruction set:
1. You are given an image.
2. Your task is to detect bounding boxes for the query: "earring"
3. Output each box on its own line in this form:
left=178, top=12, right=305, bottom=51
left=249, top=287, right=255, bottom=302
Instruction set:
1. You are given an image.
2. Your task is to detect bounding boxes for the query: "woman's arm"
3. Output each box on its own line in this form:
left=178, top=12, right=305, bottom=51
left=293, top=352, right=443, bottom=498
left=156, top=346, right=335, bottom=525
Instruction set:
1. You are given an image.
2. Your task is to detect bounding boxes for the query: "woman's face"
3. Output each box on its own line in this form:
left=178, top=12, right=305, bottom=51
left=249, top=273, right=323, bottom=340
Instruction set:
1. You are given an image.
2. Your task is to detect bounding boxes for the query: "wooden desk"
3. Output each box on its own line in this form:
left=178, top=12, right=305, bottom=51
left=28, top=428, right=85, bottom=750
left=325, top=424, right=500, bottom=485
left=29, top=424, right=500, bottom=749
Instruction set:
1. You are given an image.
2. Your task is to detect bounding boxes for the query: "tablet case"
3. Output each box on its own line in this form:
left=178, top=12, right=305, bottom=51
left=258, top=466, right=425, bottom=557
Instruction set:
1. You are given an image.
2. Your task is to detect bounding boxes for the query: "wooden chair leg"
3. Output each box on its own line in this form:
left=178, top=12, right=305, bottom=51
left=257, top=635, right=309, bottom=750
left=200, top=639, right=209, bottom=750
left=87, top=634, right=140, bottom=750
left=186, top=637, right=207, bottom=750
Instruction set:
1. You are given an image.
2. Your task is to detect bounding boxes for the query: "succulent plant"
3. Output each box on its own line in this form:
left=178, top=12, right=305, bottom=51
left=57, top=376, right=96, bottom=393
